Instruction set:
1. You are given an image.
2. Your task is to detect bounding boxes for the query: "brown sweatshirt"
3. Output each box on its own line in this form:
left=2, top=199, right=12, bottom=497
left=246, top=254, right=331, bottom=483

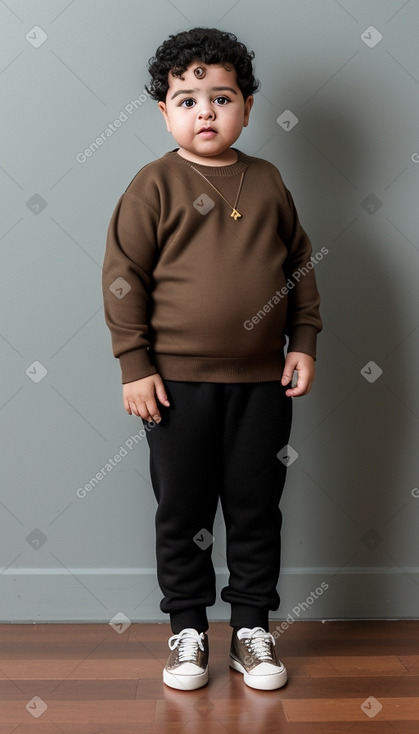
left=102, top=148, right=322, bottom=384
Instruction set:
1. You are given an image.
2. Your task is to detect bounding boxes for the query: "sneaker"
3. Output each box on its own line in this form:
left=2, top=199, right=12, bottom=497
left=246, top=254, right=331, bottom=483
left=163, top=628, right=209, bottom=690
left=229, top=626, right=287, bottom=690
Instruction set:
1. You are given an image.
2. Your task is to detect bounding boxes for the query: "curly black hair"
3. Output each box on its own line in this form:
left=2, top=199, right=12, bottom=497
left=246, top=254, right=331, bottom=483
left=146, top=27, right=260, bottom=102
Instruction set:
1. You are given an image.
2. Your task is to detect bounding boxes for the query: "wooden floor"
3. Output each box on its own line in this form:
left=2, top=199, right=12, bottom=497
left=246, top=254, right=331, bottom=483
left=1, top=620, right=419, bottom=733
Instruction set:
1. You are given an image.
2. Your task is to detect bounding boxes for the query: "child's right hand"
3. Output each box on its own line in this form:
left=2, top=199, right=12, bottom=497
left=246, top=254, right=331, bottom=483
left=122, top=374, right=170, bottom=422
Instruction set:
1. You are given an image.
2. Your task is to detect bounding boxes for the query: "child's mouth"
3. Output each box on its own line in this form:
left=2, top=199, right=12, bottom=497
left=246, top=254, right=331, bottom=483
left=198, top=127, right=217, bottom=137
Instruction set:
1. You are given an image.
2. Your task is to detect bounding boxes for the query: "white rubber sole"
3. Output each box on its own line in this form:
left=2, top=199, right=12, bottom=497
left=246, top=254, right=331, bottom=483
left=163, top=666, right=209, bottom=691
left=229, top=656, right=287, bottom=690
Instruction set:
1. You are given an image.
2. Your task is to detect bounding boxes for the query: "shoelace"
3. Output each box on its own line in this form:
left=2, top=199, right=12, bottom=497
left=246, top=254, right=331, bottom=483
left=168, top=629, right=205, bottom=662
left=241, top=627, right=276, bottom=660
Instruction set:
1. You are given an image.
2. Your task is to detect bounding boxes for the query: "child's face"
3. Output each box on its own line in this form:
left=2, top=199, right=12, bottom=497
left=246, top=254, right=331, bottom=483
left=158, top=61, right=253, bottom=164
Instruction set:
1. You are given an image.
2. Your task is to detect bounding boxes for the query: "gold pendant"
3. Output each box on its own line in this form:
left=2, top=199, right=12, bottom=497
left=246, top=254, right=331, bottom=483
left=231, top=208, right=242, bottom=220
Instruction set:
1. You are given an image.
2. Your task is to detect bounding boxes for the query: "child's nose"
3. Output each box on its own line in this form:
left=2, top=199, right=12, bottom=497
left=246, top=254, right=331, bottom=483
left=198, top=106, right=214, bottom=120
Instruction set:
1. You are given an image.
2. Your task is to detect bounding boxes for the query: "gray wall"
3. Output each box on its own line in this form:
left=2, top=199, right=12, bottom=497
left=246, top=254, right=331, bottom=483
left=2, top=0, right=419, bottom=623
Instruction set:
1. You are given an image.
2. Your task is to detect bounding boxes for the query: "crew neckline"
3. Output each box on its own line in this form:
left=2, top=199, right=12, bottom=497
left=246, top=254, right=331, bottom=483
left=165, top=148, right=250, bottom=177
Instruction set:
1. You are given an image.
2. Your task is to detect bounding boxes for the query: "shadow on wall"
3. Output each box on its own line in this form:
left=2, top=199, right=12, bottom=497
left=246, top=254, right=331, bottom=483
left=283, top=103, right=419, bottom=617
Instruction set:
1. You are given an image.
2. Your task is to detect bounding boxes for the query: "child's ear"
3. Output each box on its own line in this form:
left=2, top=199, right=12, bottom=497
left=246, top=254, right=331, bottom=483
left=243, top=95, right=254, bottom=127
left=158, top=101, right=171, bottom=132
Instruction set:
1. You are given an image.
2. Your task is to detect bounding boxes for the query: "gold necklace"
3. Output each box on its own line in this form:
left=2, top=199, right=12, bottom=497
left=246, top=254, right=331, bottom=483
left=190, top=166, right=245, bottom=220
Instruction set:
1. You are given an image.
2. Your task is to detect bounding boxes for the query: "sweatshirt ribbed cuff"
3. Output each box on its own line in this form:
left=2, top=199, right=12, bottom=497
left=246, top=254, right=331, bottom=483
left=287, top=325, right=319, bottom=360
left=119, top=349, right=158, bottom=384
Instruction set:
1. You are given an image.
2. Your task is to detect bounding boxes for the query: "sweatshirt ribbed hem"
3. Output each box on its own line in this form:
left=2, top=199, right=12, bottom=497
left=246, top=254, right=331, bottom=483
left=118, top=331, right=319, bottom=383
left=151, top=351, right=285, bottom=383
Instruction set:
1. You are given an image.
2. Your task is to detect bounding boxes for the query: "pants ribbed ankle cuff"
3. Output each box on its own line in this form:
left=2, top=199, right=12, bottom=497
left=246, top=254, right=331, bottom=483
left=170, top=608, right=209, bottom=634
left=230, top=605, right=269, bottom=632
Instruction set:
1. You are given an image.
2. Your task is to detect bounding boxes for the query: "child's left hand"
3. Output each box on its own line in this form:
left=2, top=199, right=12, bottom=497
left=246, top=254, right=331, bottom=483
left=281, top=351, right=315, bottom=397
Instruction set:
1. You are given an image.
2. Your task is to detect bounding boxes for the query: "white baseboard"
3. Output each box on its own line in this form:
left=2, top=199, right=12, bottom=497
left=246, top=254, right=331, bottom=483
left=1, top=568, right=418, bottom=622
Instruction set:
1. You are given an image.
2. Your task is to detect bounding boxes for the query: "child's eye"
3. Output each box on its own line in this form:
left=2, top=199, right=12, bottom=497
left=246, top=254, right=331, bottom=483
left=180, top=98, right=195, bottom=108
left=214, top=96, right=229, bottom=105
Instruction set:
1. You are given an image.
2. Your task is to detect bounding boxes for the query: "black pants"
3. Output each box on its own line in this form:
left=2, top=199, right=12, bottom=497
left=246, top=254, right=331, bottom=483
left=142, top=380, right=293, bottom=634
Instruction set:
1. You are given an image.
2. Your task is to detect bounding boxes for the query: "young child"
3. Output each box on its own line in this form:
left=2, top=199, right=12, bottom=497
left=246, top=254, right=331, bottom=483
left=102, top=27, right=322, bottom=692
